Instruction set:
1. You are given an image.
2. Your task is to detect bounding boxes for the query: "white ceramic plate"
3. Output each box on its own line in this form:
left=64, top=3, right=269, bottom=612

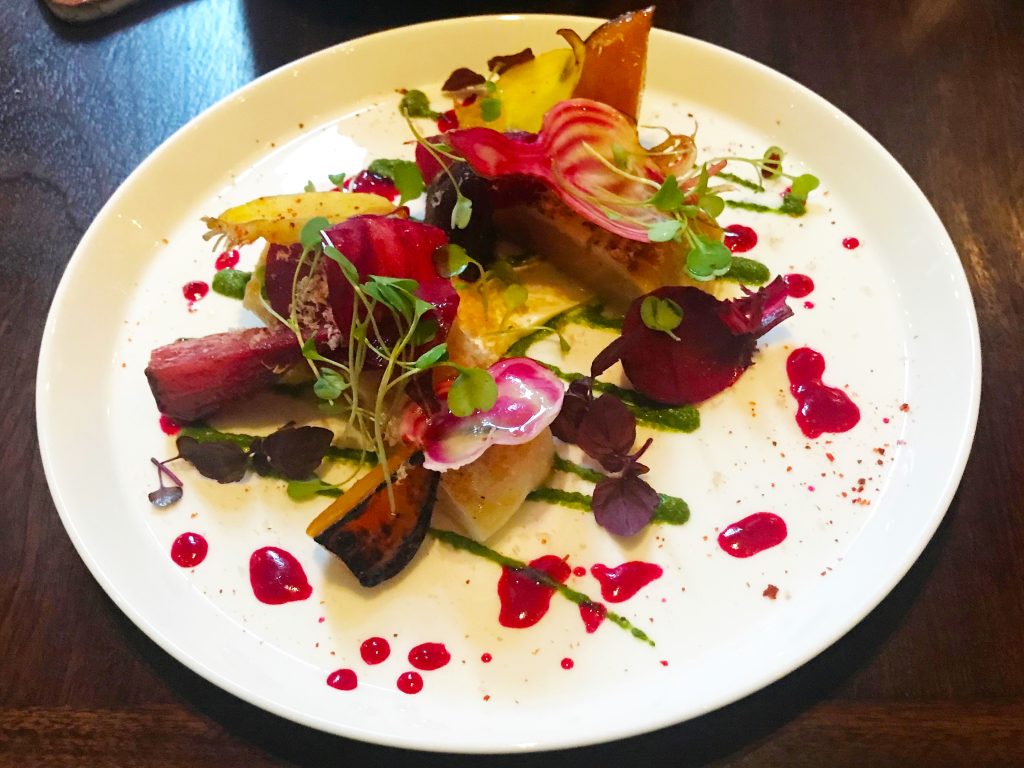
left=37, top=15, right=979, bottom=753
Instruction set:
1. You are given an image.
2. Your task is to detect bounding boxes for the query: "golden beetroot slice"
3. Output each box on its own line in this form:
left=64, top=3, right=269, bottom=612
left=570, top=6, right=654, bottom=121
left=310, top=453, right=439, bottom=587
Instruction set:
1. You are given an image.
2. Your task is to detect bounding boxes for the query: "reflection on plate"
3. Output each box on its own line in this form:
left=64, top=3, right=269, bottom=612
left=36, top=14, right=979, bottom=753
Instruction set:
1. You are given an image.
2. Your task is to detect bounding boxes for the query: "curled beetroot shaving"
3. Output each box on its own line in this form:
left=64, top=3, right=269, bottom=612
left=445, top=99, right=694, bottom=242
left=607, top=277, right=793, bottom=406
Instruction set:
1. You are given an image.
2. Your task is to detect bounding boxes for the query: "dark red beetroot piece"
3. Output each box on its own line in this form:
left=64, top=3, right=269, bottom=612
left=617, top=277, right=793, bottom=405
left=145, top=326, right=301, bottom=422
left=313, top=456, right=439, bottom=587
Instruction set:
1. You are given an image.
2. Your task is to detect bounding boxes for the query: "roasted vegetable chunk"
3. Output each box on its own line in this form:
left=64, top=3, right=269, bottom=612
left=309, top=450, right=439, bottom=587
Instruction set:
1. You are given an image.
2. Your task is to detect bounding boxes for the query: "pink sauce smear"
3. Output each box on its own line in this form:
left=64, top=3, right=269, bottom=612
left=787, top=347, right=861, bottom=438
left=170, top=532, right=207, bottom=568
left=249, top=547, right=312, bottom=605
left=579, top=601, right=607, bottom=633
left=497, top=555, right=570, bottom=628
left=718, top=512, right=788, bottom=558
left=590, top=562, right=663, bottom=603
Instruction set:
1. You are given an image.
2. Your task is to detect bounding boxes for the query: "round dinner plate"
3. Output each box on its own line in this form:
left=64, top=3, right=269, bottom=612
left=36, top=14, right=979, bottom=753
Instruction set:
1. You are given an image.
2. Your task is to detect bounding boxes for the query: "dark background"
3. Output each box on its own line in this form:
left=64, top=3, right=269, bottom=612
left=2, top=0, right=1022, bottom=765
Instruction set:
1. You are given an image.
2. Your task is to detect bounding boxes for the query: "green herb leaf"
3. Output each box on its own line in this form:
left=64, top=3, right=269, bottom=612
left=761, top=146, right=785, bottom=179
left=328, top=172, right=346, bottom=187
left=451, top=193, right=473, bottom=230
left=480, top=97, right=502, bottom=123
left=304, top=180, right=316, bottom=193
left=324, top=245, right=359, bottom=284
left=503, top=283, right=528, bottom=312
left=646, top=219, right=683, bottom=242
left=313, top=369, right=347, bottom=400
left=211, top=268, right=252, bottom=300
left=399, top=89, right=441, bottom=120
left=433, top=243, right=471, bottom=278
left=649, top=175, right=683, bottom=213
left=640, top=295, right=684, bottom=337
left=686, top=235, right=733, bottom=281
left=447, top=367, right=498, bottom=417
left=410, top=315, right=440, bottom=346
left=366, top=158, right=425, bottom=204
left=414, top=343, right=448, bottom=369
left=299, top=216, right=329, bottom=251
left=364, top=275, right=420, bottom=321
left=698, top=194, right=725, bottom=218
left=788, top=173, right=820, bottom=200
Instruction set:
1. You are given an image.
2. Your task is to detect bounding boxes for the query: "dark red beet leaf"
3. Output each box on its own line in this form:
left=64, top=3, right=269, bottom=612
left=618, top=280, right=793, bottom=406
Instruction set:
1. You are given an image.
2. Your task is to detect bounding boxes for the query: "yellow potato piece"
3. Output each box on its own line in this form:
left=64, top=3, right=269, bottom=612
left=202, top=192, right=394, bottom=247
left=435, top=429, right=554, bottom=541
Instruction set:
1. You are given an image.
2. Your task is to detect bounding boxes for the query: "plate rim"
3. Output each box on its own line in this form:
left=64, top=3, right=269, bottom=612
left=36, top=12, right=981, bottom=753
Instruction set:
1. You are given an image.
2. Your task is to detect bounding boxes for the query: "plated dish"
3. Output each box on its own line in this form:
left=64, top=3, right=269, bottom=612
left=37, top=12, right=979, bottom=753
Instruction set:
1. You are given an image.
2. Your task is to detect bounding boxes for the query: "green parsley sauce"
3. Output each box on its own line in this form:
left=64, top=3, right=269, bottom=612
left=179, top=424, right=374, bottom=465
left=429, top=527, right=655, bottom=646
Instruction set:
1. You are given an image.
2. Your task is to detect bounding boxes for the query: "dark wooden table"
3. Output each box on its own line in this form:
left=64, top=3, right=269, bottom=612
left=3, top=0, right=1022, bottom=765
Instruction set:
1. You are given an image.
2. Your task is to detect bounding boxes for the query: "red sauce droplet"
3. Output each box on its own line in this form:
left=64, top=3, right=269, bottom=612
left=803, top=301, right=815, bottom=309
left=782, top=273, right=814, bottom=298
left=249, top=547, right=313, bottom=604
left=590, top=562, right=664, bottom=603
left=481, top=652, right=492, bottom=663
left=718, top=512, right=788, bottom=558
left=579, top=601, right=607, bottom=633
left=497, top=555, right=571, bottom=628
left=326, top=668, right=357, bottom=691
left=408, top=642, right=451, bottom=671
left=437, top=109, right=459, bottom=132
left=843, top=237, right=860, bottom=249
left=359, top=637, right=390, bottom=665
left=397, top=671, right=423, bottom=694
left=572, top=566, right=586, bottom=577
left=159, top=415, right=181, bottom=435
left=561, top=658, right=574, bottom=670
left=183, top=280, right=209, bottom=304
left=723, top=224, right=758, bottom=253
left=215, top=249, right=240, bottom=270
left=170, top=532, right=207, bottom=567
left=787, top=347, right=861, bottom=438
left=343, top=170, right=398, bottom=202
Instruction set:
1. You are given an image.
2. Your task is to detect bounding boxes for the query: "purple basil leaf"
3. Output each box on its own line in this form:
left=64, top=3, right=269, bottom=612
left=550, top=377, right=593, bottom=443
left=441, top=67, right=486, bottom=92
left=258, top=425, right=334, bottom=480
left=591, top=336, right=625, bottom=378
left=177, top=436, right=248, bottom=483
left=248, top=437, right=272, bottom=477
left=576, top=394, right=636, bottom=471
left=487, top=48, right=534, bottom=74
left=148, top=485, right=183, bottom=508
left=592, top=472, right=660, bottom=536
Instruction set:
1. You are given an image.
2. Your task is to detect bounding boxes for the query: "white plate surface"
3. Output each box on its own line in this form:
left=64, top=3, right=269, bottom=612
left=36, top=14, right=979, bottom=753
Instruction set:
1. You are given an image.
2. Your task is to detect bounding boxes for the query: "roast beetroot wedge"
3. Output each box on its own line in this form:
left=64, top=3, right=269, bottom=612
left=615, top=277, right=793, bottom=405
left=307, top=446, right=438, bottom=587
left=145, top=326, right=301, bottom=422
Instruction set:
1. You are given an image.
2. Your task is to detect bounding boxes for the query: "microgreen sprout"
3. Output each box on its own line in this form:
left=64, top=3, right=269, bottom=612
left=148, top=456, right=183, bottom=508
left=640, top=295, right=683, bottom=339
left=366, top=158, right=425, bottom=204
left=328, top=172, right=347, bottom=187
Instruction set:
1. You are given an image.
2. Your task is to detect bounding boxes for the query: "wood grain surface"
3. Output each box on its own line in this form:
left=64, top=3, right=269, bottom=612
left=2, top=0, right=1022, bottom=765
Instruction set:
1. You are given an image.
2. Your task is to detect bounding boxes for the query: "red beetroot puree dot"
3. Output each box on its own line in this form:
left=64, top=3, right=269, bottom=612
left=170, top=532, right=207, bottom=567
left=561, top=658, right=574, bottom=670
left=843, top=237, right=860, bottom=249
left=215, top=249, right=240, bottom=270
left=408, top=642, right=451, bottom=671
left=397, top=671, right=423, bottom=694
left=723, top=224, right=758, bottom=253
left=159, top=415, right=181, bottom=435
left=326, top=668, right=358, bottom=691
left=360, top=637, right=390, bottom=665
left=782, top=273, right=814, bottom=299
left=786, top=347, right=861, bottom=438
left=497, top=555, right=571, bottom=628
left=343, top=170, right=398, bottom=201
left=249, top=547, right=313, bottom=604
left=718, top=512, right=788, bottom=558
left=183, top=280, right=208, bottom=303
